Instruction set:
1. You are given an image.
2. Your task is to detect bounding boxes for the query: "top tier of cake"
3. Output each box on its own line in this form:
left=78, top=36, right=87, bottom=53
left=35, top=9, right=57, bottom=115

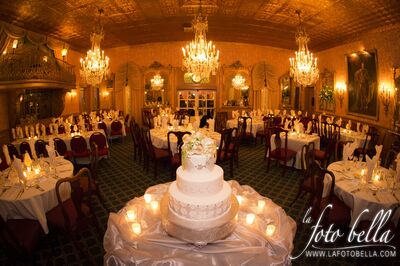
left=181, top=132, right=216, bottom=172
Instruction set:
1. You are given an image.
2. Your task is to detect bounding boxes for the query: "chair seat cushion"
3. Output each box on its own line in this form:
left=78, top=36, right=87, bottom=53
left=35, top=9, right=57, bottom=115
left=320, top=195, right=351, bottom=226
left=314, top=149, right=326, bottom=160
left=46, top=198, right=78, bottom=230
left=153, top=147, right=169, bottom=159
left=98, top=147, right=109, bottom=156
left=270, top=148, right=297, bottom=160
left=72, top=150, right=90, bottom=158
left=111, top=130, right=122, bottom=136
left=171, top=154, right=180, bottom=167
left=6, top=219, right=43, bottom=254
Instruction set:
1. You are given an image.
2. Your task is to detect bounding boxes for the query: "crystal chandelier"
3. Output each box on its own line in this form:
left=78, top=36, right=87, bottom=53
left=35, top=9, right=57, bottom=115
left=151, top=74, right=164, bottom=90
left=289, top=10, right=319, bottom=86
left=182, top=4, right=219, bottom=83
left=80, top=9, right=110, bottom=86
left=232, top=74, right=246, bottom=90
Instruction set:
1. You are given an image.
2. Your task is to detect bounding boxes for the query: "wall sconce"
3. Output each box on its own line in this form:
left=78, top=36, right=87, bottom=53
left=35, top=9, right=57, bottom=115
left=12, top=39, right=18, bottom=53
left=380, top=83, right=391, bottom=115
left=61, top=48, right=68, bottom=61
left=102, top=91, right=110, bottom=97
left=335, top=82, right=346, bottom=107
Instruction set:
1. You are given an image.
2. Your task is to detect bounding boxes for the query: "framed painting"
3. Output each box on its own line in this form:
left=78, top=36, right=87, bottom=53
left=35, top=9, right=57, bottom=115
left=319, top=69, right=335, bottom=112
left=346, top=49, right=378, bottom=119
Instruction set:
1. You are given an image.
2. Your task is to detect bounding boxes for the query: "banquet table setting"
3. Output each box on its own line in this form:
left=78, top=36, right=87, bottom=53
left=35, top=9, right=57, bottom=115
left=270, top=132, right=320, bottom=169
left=150, top=127, right=221, bottom=154
left=104, top=181, right=296, bottom=265
left=325, top=160, right=400, bottom=227
left=227, top=117, right=264, bottom=138
left=340, top=128, right=369, bottom=146
left=0, top=156, right=73, bottom=233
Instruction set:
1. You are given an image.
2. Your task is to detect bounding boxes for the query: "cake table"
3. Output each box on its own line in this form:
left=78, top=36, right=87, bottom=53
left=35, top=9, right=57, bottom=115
left=103, top=181, right=296, bottom=265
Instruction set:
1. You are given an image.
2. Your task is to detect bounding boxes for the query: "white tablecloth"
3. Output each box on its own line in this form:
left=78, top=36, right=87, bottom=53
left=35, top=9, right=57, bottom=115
left=150, top=128, right=221, bottom=155
left=269, top=133, right=320, bottom=169
left=0, top=157, right=73, bottom=233
left=340, top=129, right=368, bottom=146
left=227, top=118, right=264, bottom=138
left=103, top=181, right=296, bottom=265
left=325, top=161, right=400, bottom=227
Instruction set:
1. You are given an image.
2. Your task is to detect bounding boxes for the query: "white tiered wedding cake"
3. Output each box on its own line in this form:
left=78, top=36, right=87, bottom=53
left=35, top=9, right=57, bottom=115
left=161, top=132, right=238, bottom=245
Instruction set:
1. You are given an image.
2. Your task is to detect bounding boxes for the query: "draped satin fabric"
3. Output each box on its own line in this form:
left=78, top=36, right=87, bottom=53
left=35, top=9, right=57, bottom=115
left=104, top=181, right=297, bottom=265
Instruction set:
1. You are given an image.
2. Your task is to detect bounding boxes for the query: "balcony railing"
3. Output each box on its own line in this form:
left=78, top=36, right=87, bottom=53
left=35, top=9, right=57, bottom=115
left=0, top=53, right=76, bottom=85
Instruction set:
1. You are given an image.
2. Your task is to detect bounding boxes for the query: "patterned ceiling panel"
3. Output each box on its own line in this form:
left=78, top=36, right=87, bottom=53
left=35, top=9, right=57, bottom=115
left=0, top=0, right=398, bottom=51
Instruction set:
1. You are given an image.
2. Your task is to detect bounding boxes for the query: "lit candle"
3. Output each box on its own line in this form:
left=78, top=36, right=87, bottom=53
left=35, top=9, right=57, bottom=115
left=34, top=168, right=40, bottom=175
left=236, top=195, right=243, bottom=205
left=150, top=200, right=159, bottom=211
left=144, top=194, right=152, bottom=203
left=258, top=200, right=266, bottom=212
left=265, top=224, right=276, bottom=237
left=246, top=213, right=256, bottom=225
left=27, top=166, right=31, bottom=172
left=126, top=210, right=137, bottom=222
left=131, top=223, right=141, bottom=235
left=361, top=169, right=365, bottom=176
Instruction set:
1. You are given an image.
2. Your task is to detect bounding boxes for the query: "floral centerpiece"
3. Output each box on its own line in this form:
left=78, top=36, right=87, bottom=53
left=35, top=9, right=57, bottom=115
left=319, top=85, right=334, bottom=104
left=181, top=132, right=216, bottom=170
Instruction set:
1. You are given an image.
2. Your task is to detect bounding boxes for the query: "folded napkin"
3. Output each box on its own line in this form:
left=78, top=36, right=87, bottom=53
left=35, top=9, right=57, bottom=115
left=11, top=128, right=16, bottom=140
left=326, top=117, right=332, bottom=124
left=284, top=120, right=291, bottom=130
left=41, top=124, right=46, bottom=136
left=29, top=138, right=37, bottom=159
left=283, top=110, right=287, bottom=116
left=366, top=154, right=378, bottom=180
left=23, top=152, right=32, bottom=166
left=336, top=118, right=342, bottom=127
left=342, top=141, right=358, bottom=161
left=17, top=127, right=23, bottom=139
left=73, top=125, right=78, bottom=132
left=375, top=145, right=383, bottom=162
left=12, top=157, right=26, bottom=184
left=305, top=111, right=308, bottom=117
left=312, top=114, right=315, bottom=119
left=46, top=145, right=56, bottom=162
left=207, top=119, right=215, bottom=132
left=35, top=123, right=40, bottom=136
left=242, top=110, right=246, bottom=117
left=30, top=126, right=35, bottom=137
left=318, top=114, right=322, bottom=123
left=153, top=116, right=159, bottom=128
left=306, top=121, right=312, bottom=134
left=298, top=110, right=302, bottom=116
left=161, top=116, right=168, bottom=129
left=363, top=124, right=369, bottom=134
left=2, top=145, right=11, bottom=166
left=290, top=110, right=295, bottom=116
left=357, top=123, right=361, bottom=132
left=346, top=120, right=352, bottom=130
left=173, top=120, right=179, bottom=130
left=24, top=126, right=29, bottom=138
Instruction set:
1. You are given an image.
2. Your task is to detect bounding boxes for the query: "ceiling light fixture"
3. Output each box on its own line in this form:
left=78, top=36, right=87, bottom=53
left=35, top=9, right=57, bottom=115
left=151, top=73, right=164, bottom=90
left=80, top=8, right=110, bottom=86
left=181, top=1, right=219, bottom=83
left=232, top=74, right=246, bottom=90
left=289, top=10, right=319, bottom=86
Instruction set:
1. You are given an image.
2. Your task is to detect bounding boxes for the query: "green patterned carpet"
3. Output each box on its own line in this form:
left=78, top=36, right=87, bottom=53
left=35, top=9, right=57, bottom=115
left=0, top=136, right=398, bottom=265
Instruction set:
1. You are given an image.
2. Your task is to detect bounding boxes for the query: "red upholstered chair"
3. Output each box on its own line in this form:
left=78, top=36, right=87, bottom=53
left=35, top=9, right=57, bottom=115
left=53, top=138, right=72, bottom=159
left=0, top=156, right=9, bottom=170
left=309, top=161, right=351, bottom=227
left=313, top=122, right=340, bottom=167
left=266, top=126, right=297, bottom=176
left=58, top=125, right=66, bottom=134
left=46, top=168, right=101, bottom=259
left=70, top=136, right=90, bottom=162
left=0, top=216, right=43, bottom=261
left=7, top=144, right=20, bottom=160
left=35, top=139, right=48, bottom=158
left=141, top=127, right=169, bottom=178
left=255, top=117, right=273, bottom=145
left=167, top=131, right=191, bottom=174
left=109, top=120, right=123, bottom=143
left=19, top=141, right=32, bottom=158
left=238, top=116, right=253, bottom=143
left=89, top=132, right=109, bottom=158
left=216, top=128, right=234, bottom=178
left=97, top=122, right=108, bottom=137
left=130, top=121, right=143, bottom=163
left=89, top=143, right=108, bottom=211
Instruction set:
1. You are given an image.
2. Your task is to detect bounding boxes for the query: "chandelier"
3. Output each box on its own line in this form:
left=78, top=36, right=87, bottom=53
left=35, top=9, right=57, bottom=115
left=289, top=10, right=319, bottom=86
left=151, top=74, right=164, bottom=90
left=182, top=5, right=219, bottom=83
left=232, top=74, right=246, bottom=90
left=80, top=9, right=110, bottom=86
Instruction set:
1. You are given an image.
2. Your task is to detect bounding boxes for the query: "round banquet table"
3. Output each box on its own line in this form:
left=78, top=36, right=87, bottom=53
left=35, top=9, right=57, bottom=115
left=325, top=161, right=400, bottom=227
left=0, top=157, right=73, bottom=233
left=103, top=181, right=297, bottom=265
left=150, top=128, right=221, bottom=154
left=227, top=117, right=264, bottom=138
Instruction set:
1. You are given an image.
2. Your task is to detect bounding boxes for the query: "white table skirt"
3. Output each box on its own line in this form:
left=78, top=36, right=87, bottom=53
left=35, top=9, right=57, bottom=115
left=150, top=128, right=221, bottom=155
left=324, top=161, right=400, bottom=227
left=103, top=181, right=296, bottom=265
left=340, top=129, right=368, bottom=146
left=269, top=133, right=320, bottom=169
left=0, top=158, right=73, bottom=233
left=227, top=118, right=264, bottom=138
